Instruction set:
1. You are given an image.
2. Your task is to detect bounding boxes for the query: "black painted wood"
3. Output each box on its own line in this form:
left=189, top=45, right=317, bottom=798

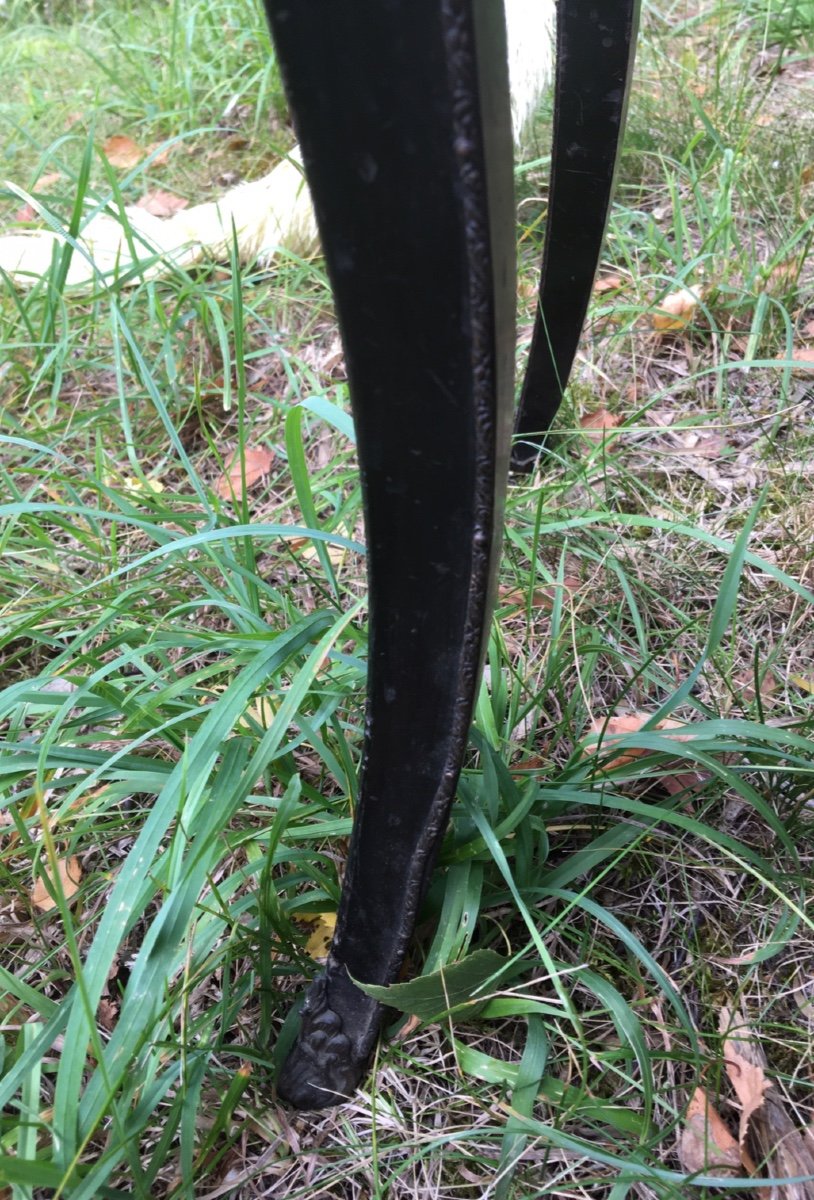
left=511, top=0, right=640, bottom=472
left=262, top=0, right=516, bottom=1109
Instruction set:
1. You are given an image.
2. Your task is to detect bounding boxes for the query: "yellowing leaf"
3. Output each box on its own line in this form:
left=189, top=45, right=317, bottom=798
left=652, top=286, right=702, bottom=332
left=303, top=912, right=336, bottom=960
left=215, top=445, right=274, bottom=501
left=679, top=1087, right=743, bottom=1178
left=31, top=856, right=82, bottom=912
left=103, top=134, right=146, bottom=169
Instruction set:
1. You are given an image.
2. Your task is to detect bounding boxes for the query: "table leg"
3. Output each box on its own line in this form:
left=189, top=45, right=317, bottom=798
left=262, top=0, right=516, bottom=1108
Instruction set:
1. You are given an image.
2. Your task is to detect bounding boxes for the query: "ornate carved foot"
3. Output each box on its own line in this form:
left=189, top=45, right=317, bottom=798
left=276, top=965, right=383, bottom=1109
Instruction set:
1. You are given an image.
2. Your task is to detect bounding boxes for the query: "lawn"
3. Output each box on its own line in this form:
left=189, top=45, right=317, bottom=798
left=1, top=0, right=813, bottom=1196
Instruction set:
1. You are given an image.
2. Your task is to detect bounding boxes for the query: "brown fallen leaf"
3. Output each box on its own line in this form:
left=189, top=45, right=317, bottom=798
left=720, top=1008, right=773, bottom=1147
left=675, top=430, right=728, bottom=458
left=103, top=134, right=146, bottom=169
left=680, top=1087, right=743, bottom=1178
left=498, top=575, right=580, bottom=611
left=779, top=347, right=814, bottom=377
left=135, top=189, right=189, bottom=218
left=720, top=1008, right=814, bottom=1199
left=215, top=445, right=274, bottom=501
left=31, top=856, right=82, bottom=912
left=652, top=286, right=702, bottom=332
left=733, top=667, right=777, bottom=704
left=593, top=273, right=626, bottom=293
left=585, top=712, right=687, bottom=771
left=579, top=407, right=621, bottom=443
left=145, top=141, right=173, bottom=166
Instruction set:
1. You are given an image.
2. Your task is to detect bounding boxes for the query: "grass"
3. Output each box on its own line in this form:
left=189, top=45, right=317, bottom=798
left=1, top=0, right=813, bottom=1196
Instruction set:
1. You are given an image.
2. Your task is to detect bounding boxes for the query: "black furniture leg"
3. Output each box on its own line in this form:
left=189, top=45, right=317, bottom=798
left=262, top=0, right=516, bottom=1109
left=511, top=0, right=641, bottom=472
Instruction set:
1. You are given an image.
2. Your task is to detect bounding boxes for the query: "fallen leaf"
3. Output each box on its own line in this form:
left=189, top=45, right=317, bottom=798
left=593, top=273, right=626, bottom=293
left=215, top=445, right=274, bottom=501
left=790, top=673, right=814, bottom=695
left=35, top=171, right=62, bottom=191
left=675, top=430, right=728, bottom=458
left=98, top=998, right=119, bottom=1031
left=579, top=408, right=621, bottom=443
left=585, top=712, right=687, bottom=771
left=103, top=134, right=146, bottom=169
left=498, top=576, right=580, bottom=611
left=652, top=286, right=702, bottom=332
left=13, top=202, right=38, bottom=223
left=763, top=259, right=799, bottom=294
left=297, top=521, right=351, bottom=568
left=734, top=667, right=777, bottom=704
left=393, top=1013, right=423, bottom=1041
left=720, top=1008, right=772, bottom=1147
left=31, top=856, right=82, bottom=912
left=779, top=346, right=814, bottom=376
left=145, top=141, right=172, bottom=166
left=302, top=912, right=336, bottom=960
left=679, top=1087, right=743, bottom=1177
left=135, top=189, right=188, bottom=218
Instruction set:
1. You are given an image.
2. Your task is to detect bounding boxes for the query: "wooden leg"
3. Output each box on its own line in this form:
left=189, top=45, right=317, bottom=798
left=511, top=0, right=641, bottom=471
left=261, top=0, right=516, bottom=1108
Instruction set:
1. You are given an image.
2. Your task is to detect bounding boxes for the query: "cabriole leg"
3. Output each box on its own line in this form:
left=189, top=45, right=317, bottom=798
left=511, top=0, right=641, bottom=471
left=262, top=0, right=516, bottom=1108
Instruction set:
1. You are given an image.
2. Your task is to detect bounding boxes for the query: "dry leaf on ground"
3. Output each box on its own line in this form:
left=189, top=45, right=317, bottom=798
left=720, top=1008, right=814, bottom=1199
left=135, top=189, right=189, bottom=218
left=499, top=575, right=580, bottom=612
left=579, top=408, right=621, bottom=443
left=593, top=273, right=626, bottom=293
left=103, top=134, right=146, bottom=169
left=215, top=445, right=274, bottom=501
left=31, top=856, right=82, bottom=912
left=780, top=347, right=814, bottom=376
left=652, top=286, right=702, bottom=332
left=585, top=712, right=687, bottom=770
left=720, top=1007, right=773, bottom=1147
left=680, top=1087, right=743, bottom=1178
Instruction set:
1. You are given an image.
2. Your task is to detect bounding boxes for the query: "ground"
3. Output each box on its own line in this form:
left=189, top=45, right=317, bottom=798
left=0, top=1, right=813, bottom=1197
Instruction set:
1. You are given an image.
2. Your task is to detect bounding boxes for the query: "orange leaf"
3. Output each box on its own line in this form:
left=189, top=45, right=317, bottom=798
left=779, top=346, right=814, bottom=376
left=652, top=286, right=702, bottom=332
left=135, top=189, right=188, bottom=218
left=579, top=408, right=620, bottom=443
left=31, top=856, right=82, bottom=912
left=103, top=134, right=146, bottom=169
left=679, top=1087, right=743, bottom=1177
left=145, top=141, right=173, bottom=166
left=215, top=445, right=274, bottom=501
left=34, top=171, right=62, bottom=191
left=593, top=273, right=626, bottom=293
left=585, top=712, right=687, bottom=770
